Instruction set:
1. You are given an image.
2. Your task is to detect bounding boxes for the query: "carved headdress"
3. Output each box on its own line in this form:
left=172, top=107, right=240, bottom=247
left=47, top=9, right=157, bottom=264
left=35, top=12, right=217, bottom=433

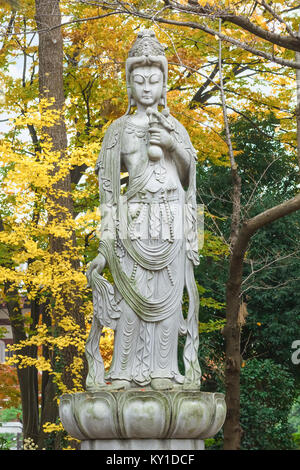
left=125, top=30, right=168, bottom=114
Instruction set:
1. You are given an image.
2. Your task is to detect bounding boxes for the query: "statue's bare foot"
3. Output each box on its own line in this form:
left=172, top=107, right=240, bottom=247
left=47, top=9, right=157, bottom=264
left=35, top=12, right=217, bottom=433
left=86, top=384, right=107, bottom=392
left=172, top=382, right=184, bottom=390
left=151, top=378, right=173, bottom=391
left=106, top=380, right=131, bottom=391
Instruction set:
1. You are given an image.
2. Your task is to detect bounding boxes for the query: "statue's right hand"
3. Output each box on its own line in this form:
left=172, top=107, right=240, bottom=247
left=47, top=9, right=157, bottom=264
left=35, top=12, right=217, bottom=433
left=86, top=253, right=107, bottom=287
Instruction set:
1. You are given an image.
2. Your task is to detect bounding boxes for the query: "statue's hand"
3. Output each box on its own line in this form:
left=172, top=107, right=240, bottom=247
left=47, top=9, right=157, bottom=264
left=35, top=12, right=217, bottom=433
left=86, top=253, right=106, bottom=287
left=149, top=126, right=176, bottom=153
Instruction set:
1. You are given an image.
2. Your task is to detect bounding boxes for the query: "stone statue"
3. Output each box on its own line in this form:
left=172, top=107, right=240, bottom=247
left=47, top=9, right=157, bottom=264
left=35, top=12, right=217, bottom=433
left=85, top=29, right=201, bottom=393
left=59, top=30, right=226, bottom=450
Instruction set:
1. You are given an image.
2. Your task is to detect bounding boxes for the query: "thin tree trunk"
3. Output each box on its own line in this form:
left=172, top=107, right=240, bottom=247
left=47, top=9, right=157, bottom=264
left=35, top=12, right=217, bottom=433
left=218, top=22, right=243, bottom=449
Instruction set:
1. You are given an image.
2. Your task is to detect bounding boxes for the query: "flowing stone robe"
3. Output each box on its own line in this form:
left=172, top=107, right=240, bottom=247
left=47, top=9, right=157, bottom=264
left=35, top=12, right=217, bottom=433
left=95, top=113, right=201, bottom=388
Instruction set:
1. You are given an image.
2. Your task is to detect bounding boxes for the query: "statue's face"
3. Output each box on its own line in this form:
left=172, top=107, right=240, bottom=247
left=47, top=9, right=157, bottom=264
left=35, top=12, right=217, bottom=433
left=130, top=65, right=163, bottom=108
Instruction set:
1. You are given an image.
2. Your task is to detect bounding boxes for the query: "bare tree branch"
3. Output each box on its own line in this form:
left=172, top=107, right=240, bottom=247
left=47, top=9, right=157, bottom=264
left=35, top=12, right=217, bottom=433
left=218, top=20, right=242, bottom=250
left=152, top=14, right=300, bottom=69
left=164, top=0, right=300, bottom=49
left=242, top=249, right=300, bottom=287
left=258, top=0, right=297, bottom=38
left=234, top=192, right=300, bottom=260
left=242, top=277, right=300, bottom=294
left=0, top=10, right=16, bottom=52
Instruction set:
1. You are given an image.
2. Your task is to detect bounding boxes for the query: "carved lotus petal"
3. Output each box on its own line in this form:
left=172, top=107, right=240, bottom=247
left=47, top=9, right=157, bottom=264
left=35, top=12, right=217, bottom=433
left=168, top=392, right=215, bottom=439
left=74, top=392, right=119, bottom=439
left=199, top=393, right=227, bottom=439
left=117, top=390, right=171, bottom=439
left=59, top=395, right=86, bottom=441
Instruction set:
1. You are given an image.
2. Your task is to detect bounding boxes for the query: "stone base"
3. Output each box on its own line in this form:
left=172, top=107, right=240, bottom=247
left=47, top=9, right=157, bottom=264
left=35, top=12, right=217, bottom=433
left=59, top=390, right=226, bottom=446
left=80, top=439, right=205, bottom=450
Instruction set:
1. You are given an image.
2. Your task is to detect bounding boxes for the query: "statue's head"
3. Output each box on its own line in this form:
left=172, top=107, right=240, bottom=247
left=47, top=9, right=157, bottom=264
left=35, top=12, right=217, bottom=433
left=125, top=30, right=168, bottom=114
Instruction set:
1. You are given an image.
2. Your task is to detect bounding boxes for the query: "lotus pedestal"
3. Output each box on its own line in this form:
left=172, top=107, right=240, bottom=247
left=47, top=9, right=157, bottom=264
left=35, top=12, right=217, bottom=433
left=59, top=389, right=226, bottom=450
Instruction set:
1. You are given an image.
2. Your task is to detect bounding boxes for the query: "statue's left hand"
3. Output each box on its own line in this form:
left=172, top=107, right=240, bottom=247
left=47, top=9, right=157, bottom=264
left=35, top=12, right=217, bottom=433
left=86, top=253, right=107, bottom=288
left=149, top=126, right=176, bottom=152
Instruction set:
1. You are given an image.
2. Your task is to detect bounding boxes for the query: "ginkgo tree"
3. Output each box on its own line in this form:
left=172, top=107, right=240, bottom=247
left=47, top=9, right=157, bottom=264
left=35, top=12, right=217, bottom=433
left=0, top=0, right=299, bottom=450
left=1, top=0, right=101, bottom=448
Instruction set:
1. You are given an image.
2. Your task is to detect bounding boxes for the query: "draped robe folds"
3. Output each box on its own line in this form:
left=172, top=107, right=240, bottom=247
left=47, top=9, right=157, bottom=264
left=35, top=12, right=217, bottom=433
left=94, top=114, right=201, bottom=388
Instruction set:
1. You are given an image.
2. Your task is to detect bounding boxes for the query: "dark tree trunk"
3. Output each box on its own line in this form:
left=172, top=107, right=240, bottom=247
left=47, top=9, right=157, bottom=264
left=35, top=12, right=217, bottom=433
left=35, top=0, right=87, bottom=376
left=223, top=246, right=246, bottom=449
left=34, top=0, right=87, bottom=448
left=4, top=286, right=39, bottom=444
left=38, top=302, right=59, bottom=450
